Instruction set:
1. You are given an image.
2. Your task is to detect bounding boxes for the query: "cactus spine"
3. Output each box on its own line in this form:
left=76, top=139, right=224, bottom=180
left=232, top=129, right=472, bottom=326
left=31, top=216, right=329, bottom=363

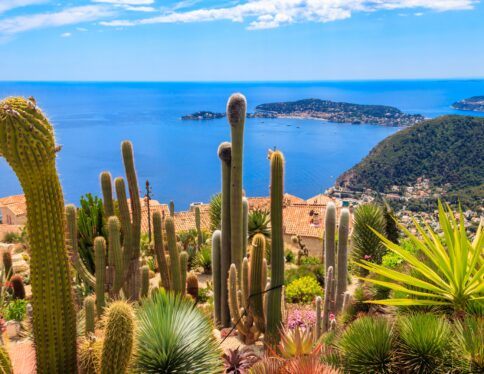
left=100, top=301, right=134, bottom=374
left=152, top=211, right=170, bottom=290
left=0, top=97, right=77, bottom=373
left=227, top=94, right=246, bottom=278
left=10, top=274, right=25, bottom=299
left=324, top=202, right=336, bottom=272
left=242, top=197, right=248, bottom=258
left=84, top=296, right=95, bottom=336
left=94, top=237, right=106, bottom=316
left=195, top=206, right=203, bottom=250
left=186, top=272, right=199, bottom=301
left=0, top=345, right=13, bottom=374
left=266, top=150, right=285, bottom=345
left=322, top=266, right=334, bottom=333
left=2, top=250, right=12, bottom=280
left=218, top=142, right=232, bottom=327
left=336, top=208, right=350, bottom=312
left=211, top=230, right=222, bottom=325
left=314, top=296, right=322, bottom=341
left=141, top=265, right=149, bottom=298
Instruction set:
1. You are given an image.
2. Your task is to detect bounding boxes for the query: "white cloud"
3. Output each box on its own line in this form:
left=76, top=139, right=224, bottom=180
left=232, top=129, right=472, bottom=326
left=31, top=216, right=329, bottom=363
left=0, top=5, right=114, bottom=34
left=92, top=0, right=154, bottom=4
left=124, top=6, right=156, bottom=12
left=100, top=0, right=477, bottom=30
left=61, top=32, right=72, bottom=37
left=0, top=0, right=47, bottom=14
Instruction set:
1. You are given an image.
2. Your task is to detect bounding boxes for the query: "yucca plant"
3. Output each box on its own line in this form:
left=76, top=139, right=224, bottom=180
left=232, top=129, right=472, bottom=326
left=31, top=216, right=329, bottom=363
left=338, top=316, right=394, bottom=374
left=356, top=202, right=484, bottom=313
left=453, top=316, right=484, bottom=372
left=136, top=289, right=222, bottom=373
left=351, top=203, right=386, bottom=276
left=396, top=313, right=452, bottom=373
left=209, top=193, right=222, bottom=231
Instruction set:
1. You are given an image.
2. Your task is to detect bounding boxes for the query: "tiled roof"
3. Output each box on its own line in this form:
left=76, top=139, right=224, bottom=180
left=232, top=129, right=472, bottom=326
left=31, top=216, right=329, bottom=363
left=0, top=194, right=26, bottom=207
left=173, top=210, right=211, bottom=232
left=140, top=204, right=170, bottom=234
left=0, top=194, right=27, bottom=217
left=306, top=193, right=339, bottom=206
left=5, top=202, right=27, bottom=216
left=247, top=197, right=271, bottom=211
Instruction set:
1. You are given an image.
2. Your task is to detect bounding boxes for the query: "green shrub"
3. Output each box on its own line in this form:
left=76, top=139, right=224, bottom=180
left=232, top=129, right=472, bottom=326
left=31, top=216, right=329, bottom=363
left=453, top=316, right=484, bottom=373
left=197, top=287, right=210, bottom=304
left=396, top=314, right=452, bottom=373
left=285, top=276, right=323, bottom=304
left=5, top=299, right=28, bottom=321
left=136, top=289, right=222, bottom=373
left=285, top=249, right=295, bottom=264
left=195, top=245, right=212, bottom=274
left=285, top=264, right=325, bottom=287
left=2, top=231, right=23, bottom=244
left=299, top=256, right=321, bottom=265
left=338, top=316, right=394, bottom=373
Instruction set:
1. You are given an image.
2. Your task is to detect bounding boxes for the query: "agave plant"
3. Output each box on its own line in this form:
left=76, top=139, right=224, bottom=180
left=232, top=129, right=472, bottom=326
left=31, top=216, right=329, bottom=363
left=356, top=202, right=484, bottom=313
left=453, top=316, right=484, bottom=372
left=222, top=347, right=259, bottom=373
left=248, top=209, right=271, bottom=241
left=209, top=192, right=222, bottom=231
left=136, top=289, right=222, bottom=373
left=396, top=313, right=452, bottom=373
left=278, top=326, right=316, bottom=359
left=338, top=316, right=394, bottom=374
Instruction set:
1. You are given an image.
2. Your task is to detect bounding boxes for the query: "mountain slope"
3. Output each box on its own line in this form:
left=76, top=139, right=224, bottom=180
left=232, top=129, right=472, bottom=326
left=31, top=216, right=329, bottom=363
left=336, top=115, right=484, bottom=207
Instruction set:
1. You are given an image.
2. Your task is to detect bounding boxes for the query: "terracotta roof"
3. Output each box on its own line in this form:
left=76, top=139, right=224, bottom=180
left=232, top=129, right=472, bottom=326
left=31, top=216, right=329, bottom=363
left=4, top=202, right=27, bottom=217
left=306, top=193, right=339, bottom=206
left=140, top=204, right=170, bottom=233
left=247, top=197, right=271, bottom=211
left=0, top=194, right=26, bottom=207
left=173, top=210, right=211, bottom=232
left=283, top=193, right=307, bottom=206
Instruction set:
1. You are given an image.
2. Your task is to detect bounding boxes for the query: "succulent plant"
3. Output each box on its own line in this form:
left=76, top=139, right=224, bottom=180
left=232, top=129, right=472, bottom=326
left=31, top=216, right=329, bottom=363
left=10, top=274, right=25, bottom=300
left=222, top=347, right=259, bottom=374
left=84, top=296, right=96, bottom=336
left=186, top=272, right=199, bottom=301
left=2, top=250, right=12, bottom=281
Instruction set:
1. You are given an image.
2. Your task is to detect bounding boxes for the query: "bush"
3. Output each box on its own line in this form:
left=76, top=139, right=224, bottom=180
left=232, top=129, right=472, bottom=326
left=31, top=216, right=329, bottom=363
left=285, top=264, right=325, bottom=287
left=299, top=256, right=321, bottom=265
left=338, top=316, right=394, bottom=373
left=285, top=276, right=323, bottom=304
left=2, top=231, right=23, bottom=244
left=285, top=249, right=296, bottom=264
left=396, top=314, right=452, bottom=373
left=5, top=299, right=28, bottom=321
left=194, top=245, right=212, bottom=274
left=453, top=316, right=484, bottom=372
left=136, top=289, right=222, bottom=373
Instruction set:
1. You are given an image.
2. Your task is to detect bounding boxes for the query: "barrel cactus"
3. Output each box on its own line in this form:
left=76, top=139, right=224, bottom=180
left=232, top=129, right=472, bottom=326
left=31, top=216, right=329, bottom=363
left=10, top=274, right=25, bottom=300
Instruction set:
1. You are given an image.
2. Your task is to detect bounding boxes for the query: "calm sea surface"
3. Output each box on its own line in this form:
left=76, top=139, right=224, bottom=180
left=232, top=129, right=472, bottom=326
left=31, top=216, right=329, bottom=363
left=0, top=80, right=483, bottom=209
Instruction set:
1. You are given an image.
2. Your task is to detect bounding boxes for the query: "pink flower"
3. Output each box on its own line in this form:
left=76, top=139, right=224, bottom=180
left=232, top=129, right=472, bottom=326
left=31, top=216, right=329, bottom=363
left=329, top=313, right=336, bottom=321
left=363, top=255, right=372, bottom=261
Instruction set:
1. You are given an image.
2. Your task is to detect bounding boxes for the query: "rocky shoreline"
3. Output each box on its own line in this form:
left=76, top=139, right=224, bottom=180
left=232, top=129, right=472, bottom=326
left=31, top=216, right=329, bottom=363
left=452, top=96, right=484, bottom=112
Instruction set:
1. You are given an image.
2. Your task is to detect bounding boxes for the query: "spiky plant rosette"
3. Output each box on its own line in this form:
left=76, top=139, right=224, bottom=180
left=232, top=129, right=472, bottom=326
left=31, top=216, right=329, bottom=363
left=135, top=289, right=222, bottom=373
left=338, top=316, right=395, bottom=374
left=453, top=316, right=484, bottom=372
left=222, top=347, right=260, bottom=373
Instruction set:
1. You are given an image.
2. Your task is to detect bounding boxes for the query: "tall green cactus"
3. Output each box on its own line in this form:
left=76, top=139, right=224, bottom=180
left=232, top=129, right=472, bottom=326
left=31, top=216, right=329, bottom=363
left=94, top=237, right=106, bottom=316
left=211, top=230, right=222, bottom=325
left=107, top=216, right=124, bottom=298
left=242, top=197, right=248, bottom=258
left=84, top=296, right=95, bottom=336
left=141, top=265, right=150, bottom=298
left=2, top=250, right=12, bottom=280
left=314, top=295, right=322, bottom=341
left=217, top=142, right=232, bottom=327
left=152, top=211, right=170, bottom=291
left=336, top=208, right=350, bottom=312
left=100, top=172, right=114, bottom=217
left=165, top=216, right=182, bottom=293
left=322, top=266, right=334, bottom=333
left=249, top=234, right=265, bottom=333
left=169, top=201, right=175, bottom=217
left=227, top=93, right=246, bottom=277
left=324, top=202, right=336, bottom=271
left=180, top=251, right=188, bottom=296
left=195, top=206, right=203, bottom=251
left=266, top=150, right=285, bottom=345
left=0, top=97, right=77, bottom=373
left=100, top=301, right=135, bottom=374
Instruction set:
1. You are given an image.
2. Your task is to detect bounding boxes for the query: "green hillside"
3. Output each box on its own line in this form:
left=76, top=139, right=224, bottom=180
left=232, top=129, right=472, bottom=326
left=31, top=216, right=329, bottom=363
left=336, top=115, right=484, bottom=208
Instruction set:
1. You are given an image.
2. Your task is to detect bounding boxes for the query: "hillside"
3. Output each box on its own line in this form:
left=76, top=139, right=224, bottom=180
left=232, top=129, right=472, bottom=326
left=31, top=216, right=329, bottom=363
left=336, top=115, right=484, bottom=208
left=452, top=96, right=484, bottom=112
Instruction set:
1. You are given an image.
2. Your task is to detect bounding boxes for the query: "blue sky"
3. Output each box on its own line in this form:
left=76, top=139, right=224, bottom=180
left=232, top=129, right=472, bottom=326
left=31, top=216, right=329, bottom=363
left=0, top=0, right=483, bottom=81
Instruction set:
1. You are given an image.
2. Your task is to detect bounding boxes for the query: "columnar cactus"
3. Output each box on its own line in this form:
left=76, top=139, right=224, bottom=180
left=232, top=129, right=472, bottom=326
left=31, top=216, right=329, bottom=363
left=314, top=295, right=322, bottom=341
left=195, top=206, right=203, bottom=251
left=10, top=274, right=26, bottom=299
left=152, top=211, right=170, bottom=290
left=227, top=94, right=246, bottom=277
left=165, top=216, right=182, bottom=293
left=218, top=142, right=232, bottom=327
left=100, top=172, right=114, bottom=217
left=322, top=266, right=334, bottom=333
left=186, top=272, right=199, bottom=301
left=84, top=296, right=95, bottom=336
left=94, top=237, right=106, bottom=316
left=100, top=301, right=134, bottom=374
left=169, top=201, right=175, bottom=217
left=324, top=202, right=336, bottom=272
left=211, top=230, right=222, bottom=325
left=0, top=97, right=77, bottom=373
left=249, top=234, right=265, bottom=333
left=336, top=208, right=350, bottom=312
left=242, top=197, right=248, bottom=258
left=342, top=291, right=352, bottom=313
left=141, top=265, right=149, bottom=298
left=266, top=150, right=285, bottom=345
left=180, top=251, right=188, bottom=296
left=2, top=250, right=12, bottom=280
left=107, top=216, right=124, bottom=298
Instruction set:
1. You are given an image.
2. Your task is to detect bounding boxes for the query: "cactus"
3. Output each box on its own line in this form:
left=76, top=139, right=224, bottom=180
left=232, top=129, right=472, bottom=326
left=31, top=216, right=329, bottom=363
left=165, top=216, right=182, bottom=293
left=2, top=250, right=12, bottom=280
left=314, top=296, right=322, bottom=341
left=152, top=211, right=170, bottom=291
left=242, top=197, right=248, bottom=258
left=266, top=150, right=285, bottom=346
left=186, top=272, right=199, bottom=300
left=78, top=337, right=102, bottom=374
left=169, top=201, right=175, bottom=217
left=10, top=274, right=25, bottom=300
left=0, top=344, right=13, bottom=374
left=180, top=251, right=188, bottom=296
left=84, top=296, right=95, bottom=336
left=342, top=291, right=352, bottom=313
left=195, top=206, right=203, bottom=251
left=335, top=208, right=350, bottom=312
left=141, top=265, right=149, bottom=298
left=249, top=234, right=265, bottom=333
left=324, top=202, right=336, bottom=272
left=107, top=216, right=124, bottom=298
left=211, top=230, right=222, bottom=325
left=322, top=266, right=334, bottom=333
left=218, top=142, right=232, bottom=327
left=0, top=97, right=77, bottom=373
left=100, top=172, right=114, bottom=217
left=94, top=237, right=106, bottom=316
left=100, top=301, right=134, bottom=374
left=227, top=93, right=246, bottom=277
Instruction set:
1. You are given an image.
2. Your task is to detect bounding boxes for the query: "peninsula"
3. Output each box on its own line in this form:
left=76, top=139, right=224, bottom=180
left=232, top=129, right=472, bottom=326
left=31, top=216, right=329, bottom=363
left=452, top=96, right=484, bottom=112
left=181, top=98, right=424, bottom=126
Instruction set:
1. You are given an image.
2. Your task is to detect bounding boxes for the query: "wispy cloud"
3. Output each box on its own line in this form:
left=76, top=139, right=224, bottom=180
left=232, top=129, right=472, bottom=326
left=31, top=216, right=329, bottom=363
left=124, top=5, right=156, bottom=12
left=100, top=0, right=478, bottom=30
left=92, top=0, right=154, bottom=4
left=0, top=5, right=114, bottom=34
left=61, top=32, right=72, bottom=37
left=0, top=0, right=47, bottom=14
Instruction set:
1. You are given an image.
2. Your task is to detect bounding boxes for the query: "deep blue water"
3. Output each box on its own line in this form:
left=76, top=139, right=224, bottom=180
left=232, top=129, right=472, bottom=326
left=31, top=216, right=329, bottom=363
left=0, top=80, right=483, bottom=209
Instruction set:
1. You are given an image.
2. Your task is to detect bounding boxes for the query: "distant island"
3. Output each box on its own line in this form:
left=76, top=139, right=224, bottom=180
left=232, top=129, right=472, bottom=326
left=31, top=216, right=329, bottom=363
left=181, top=98, right=424, bottom=126
left=452, top=96, right=484, bottom=112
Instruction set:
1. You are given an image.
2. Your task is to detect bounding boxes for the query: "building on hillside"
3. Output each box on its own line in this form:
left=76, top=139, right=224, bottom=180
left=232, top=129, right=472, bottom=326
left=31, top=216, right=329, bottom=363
left=0, top=194, right=27, bottom=225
